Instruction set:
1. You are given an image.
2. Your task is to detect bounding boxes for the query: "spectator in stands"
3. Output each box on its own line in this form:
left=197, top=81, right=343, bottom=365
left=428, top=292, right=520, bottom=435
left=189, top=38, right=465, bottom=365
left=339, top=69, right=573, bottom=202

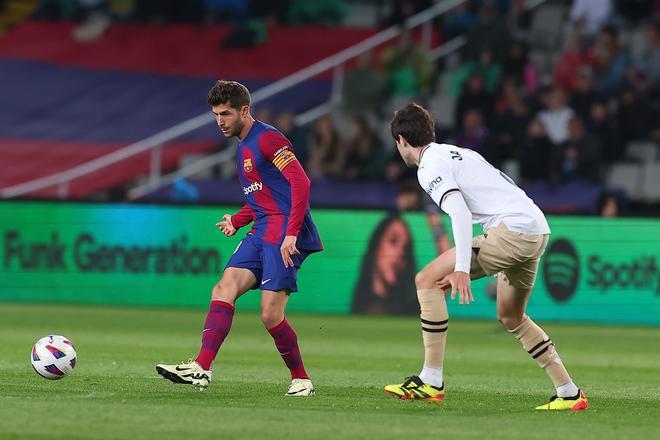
left=553, top=31, right=597, bottom=92
left=552, top=116, right=602, bottom=183
left=381, top=30, right=434, bottom=98
left=274, top=111, right=309, bottom=168
left=519, top=119, right=554, bottom=183
left=490, top=81, right=532, bottom=165
left=502, top=40, right=538, bottom=94
left=396, top=179, right=422, bottom=211
left=454, top=73, right=494, bottom=130
left=202, top=0, right=249, bottom=24
left=287, top=0, right=347, bottom=26
left=493, top=76, right=520, bottom=114
left=597, top=191, right=621, bottom=217
left=593, top=25, right=632, bottom=94
left=537, top=88, right=575, bottom=145
left=570, top=67, right=600, bottom=121
left=587, top=101, right=623, bottom=163
left=385, top=150, right=416, bottom=183
left=463, top=0, right=511, bottom=63
left=306, top=115, right=344, bottom=180
left=442, top=0, right=480, bottom=37
left=220, top=19, right=268, bottom=48
left=507, top=0, right=532, bottom=41
left=340, top=115, right=387, bottom=180
left=342, top=51, right=388, bottom=116
left=453, top=109, right=488, bottom=155
left=617, top=87, right=654, bottom=144
left=72, top=0, right=111, bottom=43
left=382, top=0, right=431, bottom=26
left=451, top=48, right=502, bottom=97
left=629, top=18, right=660, bottom=93
left=250, top=0, right=290, bottom=24
left=567, top=0, right=613, bottom=39
left=254, top=107, right=273, bottom=126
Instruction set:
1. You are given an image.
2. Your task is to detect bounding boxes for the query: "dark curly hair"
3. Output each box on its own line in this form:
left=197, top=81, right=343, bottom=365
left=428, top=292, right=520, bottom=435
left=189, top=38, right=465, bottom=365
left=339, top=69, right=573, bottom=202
left=390, top=103, right=436, bottom=148
left=207, top=80, right=251, bottom=109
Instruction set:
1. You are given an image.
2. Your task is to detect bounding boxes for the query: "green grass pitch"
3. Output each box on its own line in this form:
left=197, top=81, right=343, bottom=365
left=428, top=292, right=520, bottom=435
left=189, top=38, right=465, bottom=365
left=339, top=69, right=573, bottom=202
left=0, top=303, right=658, bottom=439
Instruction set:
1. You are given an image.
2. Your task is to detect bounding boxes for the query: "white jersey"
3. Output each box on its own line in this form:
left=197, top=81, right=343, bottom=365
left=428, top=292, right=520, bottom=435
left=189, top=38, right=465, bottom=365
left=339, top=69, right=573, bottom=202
left=417, top=143, right=550, bottom=235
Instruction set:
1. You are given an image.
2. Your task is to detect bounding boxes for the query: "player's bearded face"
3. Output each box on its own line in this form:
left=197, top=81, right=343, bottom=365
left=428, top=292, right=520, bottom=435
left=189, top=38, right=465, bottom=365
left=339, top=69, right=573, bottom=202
left=212, top=104, right=246, bottom=138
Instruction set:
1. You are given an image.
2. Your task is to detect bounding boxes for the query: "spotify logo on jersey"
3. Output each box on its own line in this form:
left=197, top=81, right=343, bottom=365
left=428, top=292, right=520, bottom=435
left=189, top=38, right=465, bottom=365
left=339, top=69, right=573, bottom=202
left=543, top=239, right=579, bottom=302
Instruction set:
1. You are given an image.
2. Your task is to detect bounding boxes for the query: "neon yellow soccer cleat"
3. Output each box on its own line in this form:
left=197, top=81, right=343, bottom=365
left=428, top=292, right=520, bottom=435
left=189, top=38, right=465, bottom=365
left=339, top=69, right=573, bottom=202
left=535, top=390, right=589, bottom=411
left=384, top=375, right=445, bottom=402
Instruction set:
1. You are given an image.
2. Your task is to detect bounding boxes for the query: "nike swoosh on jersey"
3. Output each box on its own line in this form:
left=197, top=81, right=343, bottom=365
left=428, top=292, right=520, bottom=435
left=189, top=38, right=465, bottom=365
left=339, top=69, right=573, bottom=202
left=261, top=278, right=272, bottom=285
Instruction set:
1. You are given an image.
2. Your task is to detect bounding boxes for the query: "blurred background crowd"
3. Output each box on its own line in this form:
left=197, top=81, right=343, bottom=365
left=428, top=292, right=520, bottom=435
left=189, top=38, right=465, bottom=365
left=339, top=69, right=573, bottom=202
left=1, top=0, right=659, bottom=218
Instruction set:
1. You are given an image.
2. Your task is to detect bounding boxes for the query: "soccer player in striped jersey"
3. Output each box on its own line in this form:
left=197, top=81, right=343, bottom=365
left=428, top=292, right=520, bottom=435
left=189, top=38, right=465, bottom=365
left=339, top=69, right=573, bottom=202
left=157, top=80, right=323, bottom=397
left=383, top=103, right=588, bottom=411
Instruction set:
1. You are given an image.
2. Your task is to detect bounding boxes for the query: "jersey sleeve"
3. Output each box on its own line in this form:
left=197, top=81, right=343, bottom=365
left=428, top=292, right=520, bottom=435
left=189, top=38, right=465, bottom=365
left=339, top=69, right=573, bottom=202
left=230, top=204, right=254, bottom=230
left=417, top=152, right=459, bottom=208
left=440, top=191, right=473, bottom=273
left=258, top=130, right=310, bottom=237
left=258, top=130, right=297, bottom=171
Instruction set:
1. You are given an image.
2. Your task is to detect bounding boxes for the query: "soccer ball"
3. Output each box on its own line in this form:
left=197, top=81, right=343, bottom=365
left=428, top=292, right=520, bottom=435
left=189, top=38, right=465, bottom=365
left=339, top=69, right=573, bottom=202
left=30, top=335, right=77, bottom=380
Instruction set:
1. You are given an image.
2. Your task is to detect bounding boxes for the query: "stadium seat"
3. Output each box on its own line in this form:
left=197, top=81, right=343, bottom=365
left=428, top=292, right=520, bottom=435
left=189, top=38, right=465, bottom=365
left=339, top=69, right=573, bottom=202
left=528, top=3, right=568, bottom=52
left=640, top=163, right=660, bottom=202
left=626, top=141, right=658, bottom=164
left=606, top=162, right=644, bottom=200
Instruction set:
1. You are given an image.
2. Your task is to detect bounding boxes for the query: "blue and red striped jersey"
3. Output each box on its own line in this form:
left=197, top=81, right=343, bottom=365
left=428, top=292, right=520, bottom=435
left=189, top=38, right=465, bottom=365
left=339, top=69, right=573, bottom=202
left=230, top=120, right=322, bottom=252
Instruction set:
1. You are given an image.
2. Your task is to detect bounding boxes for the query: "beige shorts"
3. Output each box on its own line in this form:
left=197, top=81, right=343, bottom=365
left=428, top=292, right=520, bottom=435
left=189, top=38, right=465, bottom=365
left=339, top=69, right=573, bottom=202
left=470, top=223, right=549, bottom=290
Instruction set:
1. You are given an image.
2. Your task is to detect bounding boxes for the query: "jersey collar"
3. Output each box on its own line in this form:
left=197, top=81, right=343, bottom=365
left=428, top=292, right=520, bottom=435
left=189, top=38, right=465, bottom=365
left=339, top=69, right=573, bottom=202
left=418, top=143, right=432, bottom=165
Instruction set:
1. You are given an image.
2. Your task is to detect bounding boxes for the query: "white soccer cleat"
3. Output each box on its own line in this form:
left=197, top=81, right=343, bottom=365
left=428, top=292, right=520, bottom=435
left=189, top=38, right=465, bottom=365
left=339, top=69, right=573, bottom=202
left=156, top=360, right=211, bottom=390
left=285, top=378, right=315, bottom=397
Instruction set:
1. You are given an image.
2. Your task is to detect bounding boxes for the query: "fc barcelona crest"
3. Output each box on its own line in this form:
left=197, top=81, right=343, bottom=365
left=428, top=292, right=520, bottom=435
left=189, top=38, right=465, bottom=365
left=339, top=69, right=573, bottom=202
left=243, top=158, right=253, bottom=172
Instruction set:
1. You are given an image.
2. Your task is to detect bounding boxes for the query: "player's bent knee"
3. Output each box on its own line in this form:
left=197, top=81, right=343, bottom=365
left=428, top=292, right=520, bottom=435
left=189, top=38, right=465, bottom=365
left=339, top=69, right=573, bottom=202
left=260, top=307, right=283, bottom=328
left=211, top=281, right=238, bottom=303
left=415, top=270, right=434, bottom=290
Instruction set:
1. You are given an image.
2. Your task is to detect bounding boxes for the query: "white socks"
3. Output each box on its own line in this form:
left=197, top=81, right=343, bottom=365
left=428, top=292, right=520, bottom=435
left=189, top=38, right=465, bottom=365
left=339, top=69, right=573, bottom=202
left=419, top=366, right=443, bottom=388
left=556, top=381, right=579, bottom=398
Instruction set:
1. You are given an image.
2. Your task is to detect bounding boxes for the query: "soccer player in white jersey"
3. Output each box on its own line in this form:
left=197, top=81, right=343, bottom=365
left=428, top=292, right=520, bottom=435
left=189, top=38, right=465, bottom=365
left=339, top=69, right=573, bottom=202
left=383, top=103, right=588, bottom=411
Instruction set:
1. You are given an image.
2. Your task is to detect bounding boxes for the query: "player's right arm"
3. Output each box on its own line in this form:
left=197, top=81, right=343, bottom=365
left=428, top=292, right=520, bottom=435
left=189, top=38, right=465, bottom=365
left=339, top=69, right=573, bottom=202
left=215, top=204, right=254, bottom=237
left=418, top=150, right=474, bottom=304
left=438, top=192, right=474, bottom=304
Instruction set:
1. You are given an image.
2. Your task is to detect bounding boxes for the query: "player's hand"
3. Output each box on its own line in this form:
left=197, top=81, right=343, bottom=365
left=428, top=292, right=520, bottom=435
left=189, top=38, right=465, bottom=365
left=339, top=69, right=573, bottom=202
left=215, top=214, right=236, bottom=237
left=437, top=271, right=474, bottom=304
left=280, top=235, right=300, bottom=268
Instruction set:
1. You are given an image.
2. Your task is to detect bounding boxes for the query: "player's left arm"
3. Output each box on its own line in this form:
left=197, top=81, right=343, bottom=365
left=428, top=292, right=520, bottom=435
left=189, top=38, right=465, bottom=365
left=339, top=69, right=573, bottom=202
left=259, top=131, right=310, bottom=267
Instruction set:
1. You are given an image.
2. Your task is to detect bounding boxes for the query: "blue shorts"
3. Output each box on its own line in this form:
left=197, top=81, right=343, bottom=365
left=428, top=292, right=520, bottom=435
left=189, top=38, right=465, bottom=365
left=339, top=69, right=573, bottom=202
left=225, top=234, right=310, bottom=292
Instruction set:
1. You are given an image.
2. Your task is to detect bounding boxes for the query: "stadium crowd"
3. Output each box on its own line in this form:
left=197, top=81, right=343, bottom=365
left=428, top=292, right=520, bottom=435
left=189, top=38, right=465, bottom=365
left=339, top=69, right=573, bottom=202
left=294, top=0, right=659, bottom=216
left=12, top=0, right=660, bottom=215
left=297, top=1, right=660, bottom=186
